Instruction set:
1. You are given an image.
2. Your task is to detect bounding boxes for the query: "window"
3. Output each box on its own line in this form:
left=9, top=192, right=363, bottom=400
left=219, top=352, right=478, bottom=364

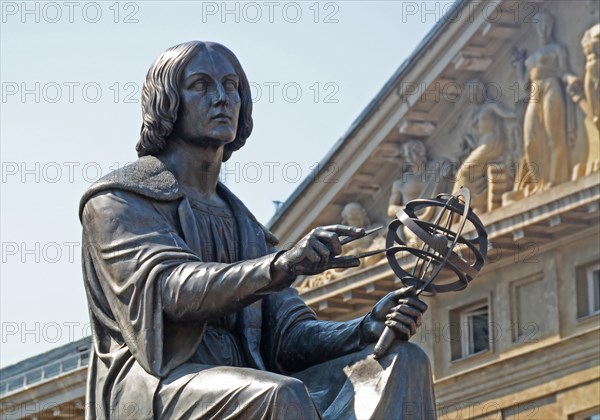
left=586, top=265, right=600, bottom=315
left=576, top=262, right=600, bottom=318
left=460, top=305, right=489, bottom=358
left=450, top=301, right=490, bottom=360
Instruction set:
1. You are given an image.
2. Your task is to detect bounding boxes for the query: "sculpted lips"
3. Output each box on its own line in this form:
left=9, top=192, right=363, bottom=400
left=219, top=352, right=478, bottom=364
left=211, top=113, right=231, bottom=122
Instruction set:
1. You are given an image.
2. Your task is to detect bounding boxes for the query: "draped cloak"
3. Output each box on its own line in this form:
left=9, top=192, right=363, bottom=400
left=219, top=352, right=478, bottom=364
left=79, top=156, right=371, bottom=419
left=80, top=155, right=437, bottom=419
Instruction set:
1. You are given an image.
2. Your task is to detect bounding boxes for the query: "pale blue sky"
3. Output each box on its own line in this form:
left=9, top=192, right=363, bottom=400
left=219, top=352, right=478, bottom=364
left=0, top=1, right=450, bottom=367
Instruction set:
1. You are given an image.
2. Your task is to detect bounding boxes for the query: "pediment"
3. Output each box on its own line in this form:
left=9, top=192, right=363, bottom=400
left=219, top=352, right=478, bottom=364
left=269, top=0, right=599, bottom=246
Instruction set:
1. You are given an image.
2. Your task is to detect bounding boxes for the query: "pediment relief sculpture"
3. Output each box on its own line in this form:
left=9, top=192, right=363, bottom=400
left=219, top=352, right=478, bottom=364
left=453, top=100, right=518, bottom=214
left=387, top=140, right=451, bottom=216
left=510, top=12, right=574, bottom=197
left=387, top=139, right=452, bottom=243
left=339, top=202, right=386, bottom=266
left=564, top=23, right=600, bottom=177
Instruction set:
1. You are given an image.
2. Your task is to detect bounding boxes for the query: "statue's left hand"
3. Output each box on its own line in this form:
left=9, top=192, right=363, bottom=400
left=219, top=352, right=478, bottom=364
left=360, top=286, right=427, bottom=343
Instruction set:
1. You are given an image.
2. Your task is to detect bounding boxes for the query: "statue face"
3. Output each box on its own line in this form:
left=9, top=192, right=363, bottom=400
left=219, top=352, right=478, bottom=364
left=173, top=48, right=241, bottom=147
left=401, top=141, right=426, bottom=164
left=342, top=204, right=368, bottom=227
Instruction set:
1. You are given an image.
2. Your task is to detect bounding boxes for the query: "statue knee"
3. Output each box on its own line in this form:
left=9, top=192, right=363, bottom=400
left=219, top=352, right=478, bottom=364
left=267, top=377, right=317, bottom=419
left=267, top=376, right=310, bottom=403
left=270, top=376, right=306, bottom=393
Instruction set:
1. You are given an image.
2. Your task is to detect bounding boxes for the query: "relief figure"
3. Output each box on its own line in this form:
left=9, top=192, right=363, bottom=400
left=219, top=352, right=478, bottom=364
left=564, top=23, right=600, bottom=175
left=512, top=12, right=572, bottom=194
left=453, top=101, right=517, bottom=214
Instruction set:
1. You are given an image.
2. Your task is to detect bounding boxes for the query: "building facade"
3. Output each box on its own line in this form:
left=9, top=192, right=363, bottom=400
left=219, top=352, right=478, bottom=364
left=1, top=0, right=598, bottom=418
left=0, top=338, right=88, bottom=419
left=269, top=0, right=600, bottom=418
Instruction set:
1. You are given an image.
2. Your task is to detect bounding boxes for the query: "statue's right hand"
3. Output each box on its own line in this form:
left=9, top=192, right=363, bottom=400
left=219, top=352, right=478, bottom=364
left=271, top=225, right=364, bottom=284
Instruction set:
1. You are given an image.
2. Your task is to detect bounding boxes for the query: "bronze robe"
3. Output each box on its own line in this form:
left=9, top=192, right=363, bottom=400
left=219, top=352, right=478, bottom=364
left=80, top=156, right=436, bottom=419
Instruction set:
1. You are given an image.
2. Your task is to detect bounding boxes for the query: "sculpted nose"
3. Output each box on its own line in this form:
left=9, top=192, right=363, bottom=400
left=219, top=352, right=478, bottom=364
left=213, top=82, right=229, bottom=107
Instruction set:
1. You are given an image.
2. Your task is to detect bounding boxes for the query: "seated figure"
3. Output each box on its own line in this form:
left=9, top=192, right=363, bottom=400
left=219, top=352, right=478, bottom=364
left=80, top=41, right=436, bottom=419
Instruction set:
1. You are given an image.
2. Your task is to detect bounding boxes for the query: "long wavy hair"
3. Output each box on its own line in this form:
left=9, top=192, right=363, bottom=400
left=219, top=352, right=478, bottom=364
left=136, top=41, right=253, bottom=161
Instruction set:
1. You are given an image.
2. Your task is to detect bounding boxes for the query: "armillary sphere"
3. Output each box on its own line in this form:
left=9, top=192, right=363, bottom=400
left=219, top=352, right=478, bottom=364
left=373, top=187, right=489, bottom=359
left=385, top=187, right=488, bottom=296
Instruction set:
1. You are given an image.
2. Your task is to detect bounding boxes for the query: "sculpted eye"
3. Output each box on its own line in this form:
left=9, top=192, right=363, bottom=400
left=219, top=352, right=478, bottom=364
left=191, top=80, right=208, bottom=91
left=224, top=79, right=238, bottom=92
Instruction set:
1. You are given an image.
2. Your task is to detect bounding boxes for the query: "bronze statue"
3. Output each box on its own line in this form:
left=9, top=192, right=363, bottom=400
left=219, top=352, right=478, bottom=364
left=80, top=41, right=435, bottom=419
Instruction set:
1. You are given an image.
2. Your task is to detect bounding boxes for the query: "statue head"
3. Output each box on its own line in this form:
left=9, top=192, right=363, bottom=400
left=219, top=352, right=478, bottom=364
left=535, top=12, right=555, bottom=44
left=400, top=139, right=427, bottom=165
left=136, top=41, right=253, bottom=161
left=341, top=202, right=370, bottom=227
